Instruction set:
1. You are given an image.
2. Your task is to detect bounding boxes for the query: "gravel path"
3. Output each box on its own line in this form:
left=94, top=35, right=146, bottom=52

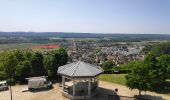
left=0, top=81, right=169, bottom=100
left=0, top=84, right=68, bottom=100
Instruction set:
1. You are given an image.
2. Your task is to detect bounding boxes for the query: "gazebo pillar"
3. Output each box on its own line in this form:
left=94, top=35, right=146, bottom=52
left=73, top=79, right=75, bottom=96
left=88, top=79, right=91, bottom=96
left=62, top=76, right=65, bottom=91
left=97, top=77, right=99, bottom=87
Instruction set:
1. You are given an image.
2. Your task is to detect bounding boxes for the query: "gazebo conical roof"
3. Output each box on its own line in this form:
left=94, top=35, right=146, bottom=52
left=57, top=61, right=103, bottom=78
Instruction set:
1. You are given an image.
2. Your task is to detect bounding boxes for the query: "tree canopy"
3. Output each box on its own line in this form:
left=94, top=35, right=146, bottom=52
left=101, top=60, right=115, bottom=71
left=44, top=48, right=68, bottom=78
left=0, top=48, right=68, bottom=83
left=31, top=52, right=45, bottom=76
left=150, top=42, right=170, bottom=56
left=126, top=53, right=170, bottom=95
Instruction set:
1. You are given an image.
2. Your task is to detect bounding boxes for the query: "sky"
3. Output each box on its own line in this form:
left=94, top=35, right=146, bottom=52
left=0, top=0, right=170, bottom=34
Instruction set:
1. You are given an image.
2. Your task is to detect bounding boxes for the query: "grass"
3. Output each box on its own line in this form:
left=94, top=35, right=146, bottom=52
left=0, top=43, right=41, bottom=50
left=99, top=74, right=127, bottom=85
left=0, top=43, right=59, bottom=51
left=166, top=79, right=170, bottom=82
left=99, top=74, right=170, bottom=96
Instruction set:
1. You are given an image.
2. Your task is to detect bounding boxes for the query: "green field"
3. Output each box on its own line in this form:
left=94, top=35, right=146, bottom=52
left=99, top=74, right=127, bottom=85
left=0, top=43, right=41, bottom=50
left=0, top=43, right=58, bottom=51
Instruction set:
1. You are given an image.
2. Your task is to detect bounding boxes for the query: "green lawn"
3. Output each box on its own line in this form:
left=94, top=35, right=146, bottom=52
left=99, top=74, right=170, bottom=96
left=99, top=74, right=127, bottom=85
left=166, top=79, right=170, bottom=82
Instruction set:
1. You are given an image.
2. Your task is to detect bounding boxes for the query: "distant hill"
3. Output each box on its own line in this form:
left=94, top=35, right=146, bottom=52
left=0, top=32, right=170, bottom=40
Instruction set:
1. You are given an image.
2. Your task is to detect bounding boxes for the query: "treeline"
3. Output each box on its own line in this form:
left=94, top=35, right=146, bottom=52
left=0, top=37, right=51, bottom=44
left=141, top=42, right=170, bottom=55
left=1, top=32, right=170, bottom=39
left=0, top=37, right=27, bottom=44
left=1, top=32, right=170, bottom=44
left=101, top=60, right=129, bottom=74
left=0, top=48, right=68, bottom=83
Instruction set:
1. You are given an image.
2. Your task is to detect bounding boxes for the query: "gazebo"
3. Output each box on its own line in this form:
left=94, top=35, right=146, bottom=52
left=57, top=61, right=103, bottom=99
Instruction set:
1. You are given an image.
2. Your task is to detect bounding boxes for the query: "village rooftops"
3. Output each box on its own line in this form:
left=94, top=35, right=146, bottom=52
left=57, top=61, right=103, bottom=78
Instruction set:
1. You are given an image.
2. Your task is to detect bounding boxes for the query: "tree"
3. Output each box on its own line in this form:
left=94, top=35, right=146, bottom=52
left=143, top=54, right=165, bottom=89
left=31, top=52, right=45, bottom=76
left=126, top=53, right=170, bottom=95
left=0, top=52, right=6, bottom=80
left=13, top=50, right=25, bottom=62
left=56, top=48, right=68, bottom=66
left=125, top=61, right=150, bottom=95
left=44, top=55, right=54, bottom=77
left=0, top=48, right=68, bottom=82
left=0, top=50, right=30, bottom=82
left=140, top=45, right=153, bottom=55
left=102, top=60, right=115, bottom=71
left=157, top=55, right=170, bottom=79
left=24, top=50, right=33, bottom=61
left=3, top=53, right=18, bottom=80
left=44, top=48, right=68, bottom=78
left=16, top=60, right=31, bottom=82
left=150, top=42, right=170, bottom=56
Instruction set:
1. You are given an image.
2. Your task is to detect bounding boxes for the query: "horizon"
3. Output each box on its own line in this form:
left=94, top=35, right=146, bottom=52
left=0, top=0, right=170, bottom=34
left=0, top=31, right=170, bottom=35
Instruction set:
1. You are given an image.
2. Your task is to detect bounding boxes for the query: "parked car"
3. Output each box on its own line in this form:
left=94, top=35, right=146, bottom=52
left=0, top=81, right=9, bottom=91
left=27, top=77, right=52, bottom=91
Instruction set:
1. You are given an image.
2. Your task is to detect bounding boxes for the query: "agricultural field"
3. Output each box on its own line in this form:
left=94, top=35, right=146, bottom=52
left=0, top=43, right=60, bottom=51
left=0, top=43, right=41, bottom=50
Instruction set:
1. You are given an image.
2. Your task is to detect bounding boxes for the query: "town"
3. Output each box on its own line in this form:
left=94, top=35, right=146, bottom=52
left=67, top=40, right=144, bottom=65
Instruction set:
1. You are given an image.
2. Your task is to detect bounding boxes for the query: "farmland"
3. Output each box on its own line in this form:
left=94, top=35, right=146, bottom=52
left=0, top=43, right=60, bottom=51
left=0, top=43, right=41, bottom=50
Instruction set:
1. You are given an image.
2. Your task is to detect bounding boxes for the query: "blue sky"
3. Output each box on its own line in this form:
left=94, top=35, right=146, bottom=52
left=0, top=0, right=170, bottom=34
